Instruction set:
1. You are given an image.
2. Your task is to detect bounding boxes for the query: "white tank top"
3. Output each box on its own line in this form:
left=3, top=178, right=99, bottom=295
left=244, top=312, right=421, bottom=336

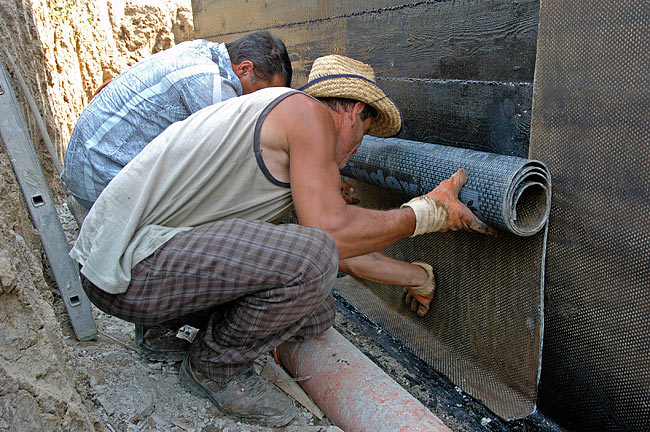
left=71, top=87, right=304, bottom=293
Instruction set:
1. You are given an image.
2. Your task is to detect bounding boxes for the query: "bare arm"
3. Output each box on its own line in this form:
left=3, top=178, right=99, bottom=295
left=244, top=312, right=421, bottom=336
left=340, top=253, right=435, bottom=316
left=339, top=253, right=428, bottom=287
left=281, top=96, right=415, bottom=258
left=264, top=94, right=494, bottom=260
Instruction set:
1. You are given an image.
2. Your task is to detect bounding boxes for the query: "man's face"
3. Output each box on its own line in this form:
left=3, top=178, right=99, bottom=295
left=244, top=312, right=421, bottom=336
left=335, top=112, right=372, bottom=168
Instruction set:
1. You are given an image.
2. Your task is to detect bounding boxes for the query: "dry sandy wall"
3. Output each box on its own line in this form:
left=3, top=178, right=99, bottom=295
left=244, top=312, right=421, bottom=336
left=0, top=1, right=192, bottom=430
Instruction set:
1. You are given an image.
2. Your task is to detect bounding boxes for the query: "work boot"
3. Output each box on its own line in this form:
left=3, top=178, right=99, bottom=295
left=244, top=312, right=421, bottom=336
left=134, top=323, right=190, bottom=362
left=179, top=356, right=296, bottom=427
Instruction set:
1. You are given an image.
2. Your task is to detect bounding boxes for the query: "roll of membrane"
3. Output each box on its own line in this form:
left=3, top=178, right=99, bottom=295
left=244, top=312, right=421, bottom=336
left=341, top=136, right=551, bottom=236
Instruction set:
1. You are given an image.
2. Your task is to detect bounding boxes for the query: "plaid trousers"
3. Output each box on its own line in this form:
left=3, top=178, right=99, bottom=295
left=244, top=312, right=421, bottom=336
left=82, top=219, right=339, bottom=383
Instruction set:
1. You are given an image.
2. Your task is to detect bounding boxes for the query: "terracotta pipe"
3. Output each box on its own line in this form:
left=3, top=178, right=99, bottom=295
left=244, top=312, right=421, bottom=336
left=277, top=327, right=451, bottom=432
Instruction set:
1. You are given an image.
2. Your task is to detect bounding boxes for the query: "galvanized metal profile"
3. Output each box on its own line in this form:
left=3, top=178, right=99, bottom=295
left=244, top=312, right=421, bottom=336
left=0, top=57, right=96, bottom=341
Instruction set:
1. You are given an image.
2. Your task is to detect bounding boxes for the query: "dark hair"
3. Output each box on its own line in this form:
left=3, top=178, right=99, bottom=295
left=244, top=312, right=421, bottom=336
left=319, top=97, right=378, bottom=121
left=226, top=31, right=292, bottom=87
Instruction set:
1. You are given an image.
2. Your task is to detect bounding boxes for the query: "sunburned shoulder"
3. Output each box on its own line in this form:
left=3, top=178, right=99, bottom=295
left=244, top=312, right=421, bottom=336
left=262, top=92, right=336, bottom=156
left=271, top=92, right=333, bottom=128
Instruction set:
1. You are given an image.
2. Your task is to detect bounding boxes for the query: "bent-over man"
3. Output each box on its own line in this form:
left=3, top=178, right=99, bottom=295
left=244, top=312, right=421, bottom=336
left=61, top=31, right=291, bottom=209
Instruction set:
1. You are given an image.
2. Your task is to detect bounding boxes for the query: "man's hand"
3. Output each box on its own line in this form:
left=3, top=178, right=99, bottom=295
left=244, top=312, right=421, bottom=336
left=403, top=262, right=435, bottom=316
left=427, top=168, right=496, bottom=235
left=340, top=179, right=360, bottom=205
left=404, top=288, right=434, bottom=317
left=402, top=168, right=497, bottom=236
left=340, top=255, right=435, bottom=317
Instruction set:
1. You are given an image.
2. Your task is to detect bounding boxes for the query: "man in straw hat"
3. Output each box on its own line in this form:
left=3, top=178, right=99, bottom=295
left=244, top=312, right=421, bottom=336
left=70, top=54, right=495, bottom=426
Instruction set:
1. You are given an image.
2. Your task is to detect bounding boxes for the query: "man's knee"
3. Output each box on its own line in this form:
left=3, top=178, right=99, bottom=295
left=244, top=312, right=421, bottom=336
left=288, top=294, right=336, bottom=343
left=318, top=294, right=337, bottom=329
left=297, top=226, right=338, bottom=297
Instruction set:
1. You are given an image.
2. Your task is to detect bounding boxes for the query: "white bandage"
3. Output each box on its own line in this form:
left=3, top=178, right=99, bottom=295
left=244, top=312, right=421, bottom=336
left=409, top=262, right=435, bottom=296
left=400, top=195, right=449, bottom=236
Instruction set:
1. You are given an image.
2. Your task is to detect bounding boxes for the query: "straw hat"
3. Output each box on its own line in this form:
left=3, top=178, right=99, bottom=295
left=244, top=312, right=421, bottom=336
left=298, top=55, right=402, bottom=137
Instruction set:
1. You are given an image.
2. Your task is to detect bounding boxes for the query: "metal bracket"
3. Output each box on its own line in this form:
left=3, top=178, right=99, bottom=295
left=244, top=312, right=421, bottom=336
left=0, top=57, right=96, bottom=340
left=176, top=325, right=199, bottom=343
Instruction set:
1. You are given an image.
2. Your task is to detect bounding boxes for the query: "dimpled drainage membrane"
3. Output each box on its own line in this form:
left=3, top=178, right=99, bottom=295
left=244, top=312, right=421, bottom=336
left=336, top=1, right=650, bottom=426
left=342, top=136, right=551, bottom=236
left=527, top=0, right=650, bottom=429
left=336, top=137, right=551, bottom=419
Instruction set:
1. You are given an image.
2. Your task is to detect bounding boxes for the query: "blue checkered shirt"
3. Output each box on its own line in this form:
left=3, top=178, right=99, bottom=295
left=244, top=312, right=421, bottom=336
left=61, top=39, right=242, bottom=205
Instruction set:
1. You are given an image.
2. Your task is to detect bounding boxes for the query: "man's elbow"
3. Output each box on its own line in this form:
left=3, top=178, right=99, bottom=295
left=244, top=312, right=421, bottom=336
left=300, top=214, right=352, bottom=254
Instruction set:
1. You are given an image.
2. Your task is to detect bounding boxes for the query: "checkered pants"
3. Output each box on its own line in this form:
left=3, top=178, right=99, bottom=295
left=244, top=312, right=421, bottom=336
left=82, top=219, right=338, bottom=383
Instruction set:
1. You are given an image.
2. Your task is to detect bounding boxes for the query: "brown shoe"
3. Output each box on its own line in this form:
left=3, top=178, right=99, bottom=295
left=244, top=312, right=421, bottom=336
left=135, top=324, right=190, bottom=362
left=179, top=356, right=295, bottom=427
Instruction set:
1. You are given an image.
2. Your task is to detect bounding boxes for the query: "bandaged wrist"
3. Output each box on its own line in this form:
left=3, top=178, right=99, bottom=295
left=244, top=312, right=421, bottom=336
left=400, top=195, right=449, bottom=236
left=409, top=262, right=434, bottom=296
